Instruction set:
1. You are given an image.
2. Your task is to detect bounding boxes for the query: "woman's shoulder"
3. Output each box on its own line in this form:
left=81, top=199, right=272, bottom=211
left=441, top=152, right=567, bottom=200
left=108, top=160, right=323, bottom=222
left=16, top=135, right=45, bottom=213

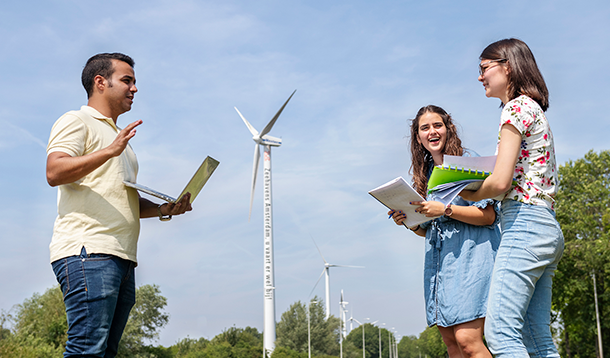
left=501, top=95, right=547, bottom=132
left=504, top=95, right=543, bottom=114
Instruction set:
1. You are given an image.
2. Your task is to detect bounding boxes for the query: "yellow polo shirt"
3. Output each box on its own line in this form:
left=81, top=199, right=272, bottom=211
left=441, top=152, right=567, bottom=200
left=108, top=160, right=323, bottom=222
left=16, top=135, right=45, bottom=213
left=47, top=106, right=140, bottom=263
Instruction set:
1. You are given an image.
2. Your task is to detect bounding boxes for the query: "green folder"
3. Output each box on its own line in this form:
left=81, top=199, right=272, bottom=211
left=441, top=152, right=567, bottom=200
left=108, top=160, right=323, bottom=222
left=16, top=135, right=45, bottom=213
left=427, top=166, right=490, bottom=193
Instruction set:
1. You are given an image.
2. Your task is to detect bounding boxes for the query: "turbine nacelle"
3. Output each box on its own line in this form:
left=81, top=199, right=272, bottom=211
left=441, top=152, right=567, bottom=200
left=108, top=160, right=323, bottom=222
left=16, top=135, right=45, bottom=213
left=253, top=134, right=282, bottom=147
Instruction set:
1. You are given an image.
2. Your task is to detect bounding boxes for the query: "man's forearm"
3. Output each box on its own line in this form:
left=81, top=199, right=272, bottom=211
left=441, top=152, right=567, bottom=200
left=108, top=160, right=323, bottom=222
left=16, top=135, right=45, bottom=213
left=46, top=149, right=115, bottom=186
left=139, top=197, right=161, bottom=218
left=46, top=120, right=143, bottom=187
left=139, top=194, right=193, bottom=219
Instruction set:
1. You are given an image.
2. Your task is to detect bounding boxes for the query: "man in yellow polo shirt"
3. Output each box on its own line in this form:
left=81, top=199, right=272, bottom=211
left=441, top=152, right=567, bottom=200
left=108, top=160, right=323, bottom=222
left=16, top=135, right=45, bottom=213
left=46, top=53, right=192, bottom=357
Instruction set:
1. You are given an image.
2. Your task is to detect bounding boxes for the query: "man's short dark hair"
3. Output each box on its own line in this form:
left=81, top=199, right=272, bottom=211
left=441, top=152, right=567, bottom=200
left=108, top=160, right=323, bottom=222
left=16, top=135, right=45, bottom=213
left=81, top=53, right=135, bottom=98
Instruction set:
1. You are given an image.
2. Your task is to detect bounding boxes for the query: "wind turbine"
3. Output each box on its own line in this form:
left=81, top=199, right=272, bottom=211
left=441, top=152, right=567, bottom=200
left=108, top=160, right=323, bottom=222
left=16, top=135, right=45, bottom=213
left=349, top=313, right=358, bottom=333
left=310, top=238, right=363, bottom=319
left=339, top=290, right=349, bottom=358
left=339, top=290, right=349, bottom=338
left=235, top=90, right=296, bottom=356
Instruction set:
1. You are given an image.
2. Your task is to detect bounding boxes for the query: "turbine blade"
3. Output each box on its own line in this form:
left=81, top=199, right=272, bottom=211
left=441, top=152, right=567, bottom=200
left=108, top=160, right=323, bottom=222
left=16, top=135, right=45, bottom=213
left=308, top=268, right=326, bottom=298
left=328, top=264, right=365, bottom=268
left=235, top=107, right=259, bottom=136
left=259, top=90, right=296, bottom=137
left=310, top=236, right=328, bottom=264
left=249, top=144, right=261, bottom=221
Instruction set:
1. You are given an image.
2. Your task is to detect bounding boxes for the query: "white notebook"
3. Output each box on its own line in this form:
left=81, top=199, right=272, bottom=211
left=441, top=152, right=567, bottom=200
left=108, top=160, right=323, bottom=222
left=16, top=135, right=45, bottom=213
left=369, top=176, right=439, bottom=228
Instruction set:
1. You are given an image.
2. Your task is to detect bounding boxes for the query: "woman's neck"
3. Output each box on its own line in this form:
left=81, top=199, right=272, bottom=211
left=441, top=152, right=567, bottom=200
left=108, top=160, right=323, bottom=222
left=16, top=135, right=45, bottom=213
left=432, top=153, right=443, bottom=166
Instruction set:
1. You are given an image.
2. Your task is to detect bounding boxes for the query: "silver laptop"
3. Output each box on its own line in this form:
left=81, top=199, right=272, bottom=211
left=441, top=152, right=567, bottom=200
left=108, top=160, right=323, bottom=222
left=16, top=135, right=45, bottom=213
left=123, top=156, right=220, bottom=204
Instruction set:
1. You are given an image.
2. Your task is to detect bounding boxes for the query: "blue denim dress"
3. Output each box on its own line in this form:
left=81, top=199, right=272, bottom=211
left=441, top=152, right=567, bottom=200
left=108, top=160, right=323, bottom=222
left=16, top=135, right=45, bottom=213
left=420, top=195, right=501, bottom=327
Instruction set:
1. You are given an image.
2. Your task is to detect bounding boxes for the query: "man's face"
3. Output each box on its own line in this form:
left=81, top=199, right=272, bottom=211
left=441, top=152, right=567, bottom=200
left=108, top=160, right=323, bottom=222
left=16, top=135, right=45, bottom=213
left=104, top=59, right=138, bottom=116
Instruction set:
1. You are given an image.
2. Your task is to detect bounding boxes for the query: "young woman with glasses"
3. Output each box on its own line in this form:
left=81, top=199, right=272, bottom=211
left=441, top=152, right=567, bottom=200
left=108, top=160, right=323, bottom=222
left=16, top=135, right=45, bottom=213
left=460, top=38, right=563, bottom=357
left=389, top=105, right=500, bottom=358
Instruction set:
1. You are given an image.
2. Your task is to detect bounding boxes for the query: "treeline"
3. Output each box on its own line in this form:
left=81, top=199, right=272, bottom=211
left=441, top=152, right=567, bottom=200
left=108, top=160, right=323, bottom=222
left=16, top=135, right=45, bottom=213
left=0, top=284, right=177, bottom=358
left=1, top=150, right=609, bottom=358
left=0, top=286, right=446, bottom=358
left=552, top=150, right=610, bottom=357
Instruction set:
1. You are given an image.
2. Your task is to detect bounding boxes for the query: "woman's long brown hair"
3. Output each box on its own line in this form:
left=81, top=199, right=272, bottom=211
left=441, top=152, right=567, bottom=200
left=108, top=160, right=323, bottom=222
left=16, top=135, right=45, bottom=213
left=480, top=38, right=549, bottom=111
left=409, top=105, right=463, bottom=197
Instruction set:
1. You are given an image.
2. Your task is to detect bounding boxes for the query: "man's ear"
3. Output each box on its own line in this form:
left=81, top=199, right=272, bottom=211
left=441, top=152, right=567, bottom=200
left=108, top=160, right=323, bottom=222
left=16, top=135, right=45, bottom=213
left=93, top=75, right=106, bottom=94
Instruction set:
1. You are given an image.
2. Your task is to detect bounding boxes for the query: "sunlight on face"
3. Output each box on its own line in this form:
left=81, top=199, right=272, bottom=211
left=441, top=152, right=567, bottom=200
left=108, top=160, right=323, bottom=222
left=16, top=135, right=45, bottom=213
left=417, top=112, right=447, bottom=158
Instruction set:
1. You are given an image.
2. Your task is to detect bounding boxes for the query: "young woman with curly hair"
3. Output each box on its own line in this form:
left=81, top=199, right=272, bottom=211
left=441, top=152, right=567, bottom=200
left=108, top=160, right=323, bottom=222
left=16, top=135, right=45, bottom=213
left=390, top=105, right=501, bottom=358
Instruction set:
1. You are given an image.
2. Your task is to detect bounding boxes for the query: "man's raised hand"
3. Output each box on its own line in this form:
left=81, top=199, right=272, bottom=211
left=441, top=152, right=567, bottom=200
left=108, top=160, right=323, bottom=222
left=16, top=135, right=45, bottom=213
left=107, top=120, right=143, bottom=157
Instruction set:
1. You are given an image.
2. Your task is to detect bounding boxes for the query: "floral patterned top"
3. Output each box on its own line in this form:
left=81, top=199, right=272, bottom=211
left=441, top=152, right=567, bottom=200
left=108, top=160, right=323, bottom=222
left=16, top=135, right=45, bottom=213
left=497, top=95, right=558, bottom=210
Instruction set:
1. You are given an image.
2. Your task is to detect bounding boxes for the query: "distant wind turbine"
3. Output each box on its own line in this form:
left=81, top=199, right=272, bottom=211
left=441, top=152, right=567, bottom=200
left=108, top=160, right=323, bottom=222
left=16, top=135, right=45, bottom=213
left=309, top=238, right=363, bottom=319
left=339, top=290, right=349, bottom=358
left=235, top=90, right=296, bottom=356
left=349, top=314, right=359, bottom=333
left=339, top=290, right=349, bottom=338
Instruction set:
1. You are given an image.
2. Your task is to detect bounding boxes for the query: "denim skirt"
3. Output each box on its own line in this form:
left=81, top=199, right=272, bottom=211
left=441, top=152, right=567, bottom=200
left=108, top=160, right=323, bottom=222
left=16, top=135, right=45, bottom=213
left=423, top=201, right=501, bottom=327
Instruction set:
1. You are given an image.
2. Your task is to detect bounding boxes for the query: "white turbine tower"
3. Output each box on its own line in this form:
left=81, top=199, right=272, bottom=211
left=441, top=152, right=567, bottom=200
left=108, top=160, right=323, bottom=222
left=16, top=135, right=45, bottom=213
left=310, top=238, right=363, bottom=319
left=339, top=290, right=348, bottom=358
left=235, top=90, right=296, bottom=356
left=339, top=290, right=349, bottom=338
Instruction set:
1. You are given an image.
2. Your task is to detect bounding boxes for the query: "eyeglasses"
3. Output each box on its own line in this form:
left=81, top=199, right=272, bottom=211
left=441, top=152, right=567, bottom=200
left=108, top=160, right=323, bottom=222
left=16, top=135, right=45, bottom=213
left=479, top=59, right=507, bottom=76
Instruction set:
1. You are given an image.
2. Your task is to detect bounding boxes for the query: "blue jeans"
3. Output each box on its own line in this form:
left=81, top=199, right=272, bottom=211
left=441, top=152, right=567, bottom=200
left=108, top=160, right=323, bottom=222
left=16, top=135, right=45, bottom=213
left=52, top=247, right=136, bottom=358
left=485, top=200, right=564, bottom=358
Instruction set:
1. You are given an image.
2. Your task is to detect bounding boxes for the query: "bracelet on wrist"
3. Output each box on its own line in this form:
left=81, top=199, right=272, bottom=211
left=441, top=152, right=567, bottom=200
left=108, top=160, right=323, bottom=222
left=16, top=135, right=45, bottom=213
left=409, top=225, right=420, bottom=231
left=157, top=203, right=172, bottom=221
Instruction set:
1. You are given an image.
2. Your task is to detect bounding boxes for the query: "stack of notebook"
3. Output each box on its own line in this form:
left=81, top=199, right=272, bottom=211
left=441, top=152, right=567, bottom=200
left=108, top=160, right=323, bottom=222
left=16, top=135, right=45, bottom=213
left=427, top=155, right=501, bottom=205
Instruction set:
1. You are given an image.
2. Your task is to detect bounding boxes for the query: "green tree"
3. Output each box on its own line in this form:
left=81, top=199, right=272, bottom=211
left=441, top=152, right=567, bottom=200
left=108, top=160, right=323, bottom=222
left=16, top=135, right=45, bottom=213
left=275, top=297, right=340, bottom=356
left=553, top=150, right=610, bottom=358
left=344, top=323, right=395, bottom=358
left=417, top=327, right=446, bottom=358
left=270, top=346, right=307, bottom=358
left=397, top=335, right=419, bottom=358
left=13, top=286, right=67, bottom=350
left=341, top=338, right=360, bottom=358
left=0, top=286, right=65, bottom=357
left=170, top=336, right=210, bottom=357
left=212, top=326, right=263, bottom=358
left=118, top=284, right=171, bottom=357
left=377, top=327, right=396, bottom=358
left=171, top=326, right=263, bottom=358
left=0, top=311, right=11, bottom=341
left=0, top=284, right=172, bottom=358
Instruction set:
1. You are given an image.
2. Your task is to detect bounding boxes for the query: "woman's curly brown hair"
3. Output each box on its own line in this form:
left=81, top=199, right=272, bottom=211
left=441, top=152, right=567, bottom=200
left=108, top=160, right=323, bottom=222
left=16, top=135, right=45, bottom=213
left=409, top=105, right=463, bottom=197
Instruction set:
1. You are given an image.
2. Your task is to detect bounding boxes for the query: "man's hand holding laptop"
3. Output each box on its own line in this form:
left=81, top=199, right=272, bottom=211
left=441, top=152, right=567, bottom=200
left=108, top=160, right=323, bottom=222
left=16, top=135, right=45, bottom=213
left=158, top=192, right=193, bottom=217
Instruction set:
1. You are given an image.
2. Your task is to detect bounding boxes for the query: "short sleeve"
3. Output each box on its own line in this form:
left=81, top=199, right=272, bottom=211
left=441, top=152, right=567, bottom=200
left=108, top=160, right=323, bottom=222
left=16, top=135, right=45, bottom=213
left=472, top=198, right=500, bottom=227
left=472, top=198, right=494, bottom=210
left=500, top=98, right=533, bottom=136
left=47, top=114, right=87, bottom=157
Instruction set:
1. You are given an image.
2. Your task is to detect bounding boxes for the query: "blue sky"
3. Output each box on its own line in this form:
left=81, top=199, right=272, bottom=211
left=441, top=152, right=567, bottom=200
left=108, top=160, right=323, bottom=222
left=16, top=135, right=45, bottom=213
left=1, top=0, right=609, bottom=347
